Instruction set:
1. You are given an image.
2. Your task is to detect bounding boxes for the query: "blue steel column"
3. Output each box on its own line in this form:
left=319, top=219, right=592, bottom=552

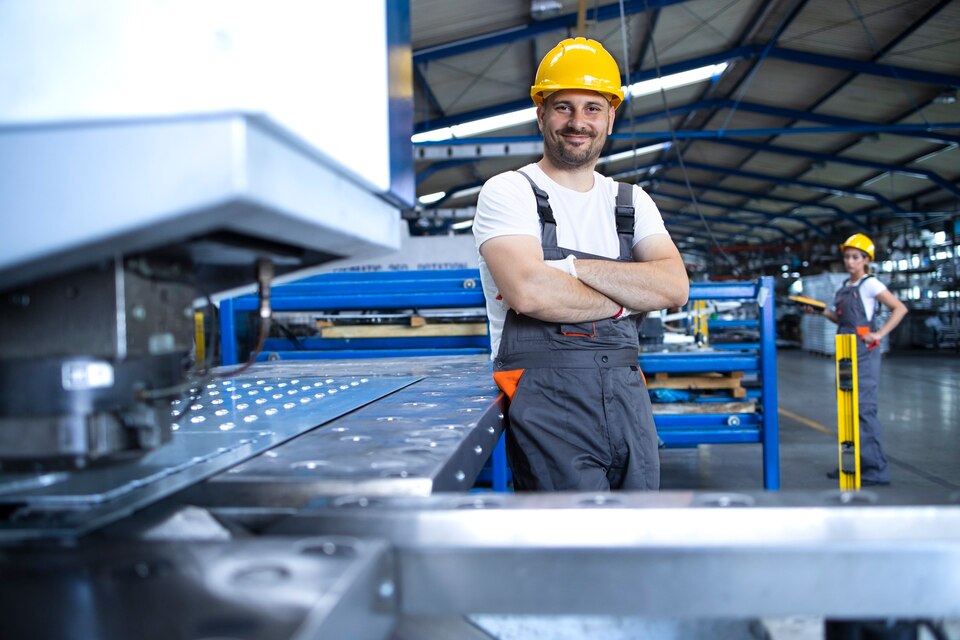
left=491, top=433, right=509, bottom=492
left=759, top=276, right=781, bottom=489
left=219, top=298, right=239, bottom=366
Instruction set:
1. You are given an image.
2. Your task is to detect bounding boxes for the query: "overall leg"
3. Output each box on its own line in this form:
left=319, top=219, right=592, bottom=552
left=505, top=367, right=613, bottom=491
left=604, top=366, right=660, bottom=491
left=857, top=347, right=890, bottom=483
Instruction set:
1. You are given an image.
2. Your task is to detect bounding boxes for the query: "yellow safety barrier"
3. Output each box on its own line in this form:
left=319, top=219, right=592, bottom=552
left=835, top=334, right=860, bottom=490
left=693, top=300, right=709, bottom=345
left=194, top=312, right=206, bottom=365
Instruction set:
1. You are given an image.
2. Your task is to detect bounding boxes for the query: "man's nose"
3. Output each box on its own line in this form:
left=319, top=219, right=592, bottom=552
left=568, top=108, right=587, bottom=127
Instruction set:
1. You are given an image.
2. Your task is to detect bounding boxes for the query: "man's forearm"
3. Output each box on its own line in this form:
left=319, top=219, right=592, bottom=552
left=575, top=257, right=689, bottom=312
left=509, top=267, right=621, bottom=322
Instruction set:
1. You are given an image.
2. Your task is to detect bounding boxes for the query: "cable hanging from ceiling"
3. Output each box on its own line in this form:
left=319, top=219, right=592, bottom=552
left=622, top=0, right=741, bottom=274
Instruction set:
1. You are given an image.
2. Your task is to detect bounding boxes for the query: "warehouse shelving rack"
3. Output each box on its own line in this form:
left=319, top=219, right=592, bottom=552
left=643, top=277, right=780, bottom=489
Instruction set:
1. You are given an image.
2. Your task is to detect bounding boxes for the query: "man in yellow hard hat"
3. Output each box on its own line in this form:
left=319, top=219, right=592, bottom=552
left=473, top=37, right=689, bottom=491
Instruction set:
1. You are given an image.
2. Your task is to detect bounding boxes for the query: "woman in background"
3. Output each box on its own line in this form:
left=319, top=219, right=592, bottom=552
left=815, top=233, right=908, bottom=486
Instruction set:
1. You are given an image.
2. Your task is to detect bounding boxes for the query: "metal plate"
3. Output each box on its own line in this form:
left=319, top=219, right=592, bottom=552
left=0, top=536, right=396, bottom=640
left=0, top=373, right=420, bottom=539
left=197, top=356, right=504, bottom=503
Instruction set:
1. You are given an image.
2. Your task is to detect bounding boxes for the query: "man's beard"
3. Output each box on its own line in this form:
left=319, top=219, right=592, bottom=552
left=544, top=127, right=605, bottom=169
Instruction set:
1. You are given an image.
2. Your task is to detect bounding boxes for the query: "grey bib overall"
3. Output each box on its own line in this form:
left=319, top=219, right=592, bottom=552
left=834, top=275, right=890, bottom=483
left=493, top=172, right=660, bottom=491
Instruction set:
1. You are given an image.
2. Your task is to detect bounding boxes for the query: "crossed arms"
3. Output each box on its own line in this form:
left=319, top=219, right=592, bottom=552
left=479, top=233, right=690, bottom=323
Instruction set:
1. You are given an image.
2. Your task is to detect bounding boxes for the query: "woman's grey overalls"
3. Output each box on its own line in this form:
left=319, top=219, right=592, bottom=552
left=834, top=275, right=890, bottom=483
left=492, top=172, right=660, bottom=491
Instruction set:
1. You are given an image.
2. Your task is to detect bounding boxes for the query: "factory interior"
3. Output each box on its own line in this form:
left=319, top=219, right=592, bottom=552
left=1, top=1, right=959, bottom=639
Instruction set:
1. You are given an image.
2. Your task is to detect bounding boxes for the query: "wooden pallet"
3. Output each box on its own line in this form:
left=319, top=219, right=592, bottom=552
left=650, top=401, right=755, bottom=415
left=646, top=371, right=747, bottom=398
left=319, top=318, right=488, bottom=338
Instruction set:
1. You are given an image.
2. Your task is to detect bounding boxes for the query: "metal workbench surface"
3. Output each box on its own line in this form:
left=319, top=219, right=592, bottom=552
left=0, top=356, right=504, bottom=539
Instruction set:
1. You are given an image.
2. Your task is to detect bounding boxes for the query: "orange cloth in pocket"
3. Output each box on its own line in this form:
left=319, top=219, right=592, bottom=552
left=493, top=369, right=525, bottom=401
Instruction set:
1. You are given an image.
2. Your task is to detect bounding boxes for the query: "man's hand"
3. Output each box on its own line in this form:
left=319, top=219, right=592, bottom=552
left=544, top=255, right=578, bottom=279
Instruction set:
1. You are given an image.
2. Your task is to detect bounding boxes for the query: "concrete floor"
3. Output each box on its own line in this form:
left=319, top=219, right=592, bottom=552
left=661, top=347, right=960, bottom=493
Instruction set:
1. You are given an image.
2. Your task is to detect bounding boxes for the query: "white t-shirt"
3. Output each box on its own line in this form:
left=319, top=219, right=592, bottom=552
left=473, top=163, right=670, bottom=358
left=837, top=274, right=888, bottom=322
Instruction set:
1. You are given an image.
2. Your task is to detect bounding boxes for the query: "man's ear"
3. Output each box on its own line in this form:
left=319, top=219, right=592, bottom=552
left=607, top=105, right=616, bottom=135
left=536, top=104, right=545, bottom=131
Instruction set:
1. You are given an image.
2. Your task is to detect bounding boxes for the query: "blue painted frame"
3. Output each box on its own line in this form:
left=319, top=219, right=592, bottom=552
left=219, top=272, right=780, bottom=490
left=643, top=277, right=780, bottom=489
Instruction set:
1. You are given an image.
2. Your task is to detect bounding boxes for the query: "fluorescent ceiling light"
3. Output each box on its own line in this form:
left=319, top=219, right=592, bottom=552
left=413, top=108, right=537, bottom=143
left=412, top=62, right=728, bottom=144
left=418, top=191, right=446, bottom=205
left=451, top=219, right=474, bottom=230
left=597, top=142, right=670, bottom=164
left=450, top=185, right=483, bottom=199
left=626, top=63, right=727, bottom=99
left=419, top=185, right=482, bottom=206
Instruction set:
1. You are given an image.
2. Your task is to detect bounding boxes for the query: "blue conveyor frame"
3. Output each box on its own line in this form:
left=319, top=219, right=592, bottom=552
left=219, top=272, right=780, bottom=489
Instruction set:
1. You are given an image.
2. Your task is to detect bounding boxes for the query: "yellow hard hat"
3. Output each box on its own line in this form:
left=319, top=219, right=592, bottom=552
left=840, top=233, right=875, bottom=260
left=530, top=37, right=624, bottom=109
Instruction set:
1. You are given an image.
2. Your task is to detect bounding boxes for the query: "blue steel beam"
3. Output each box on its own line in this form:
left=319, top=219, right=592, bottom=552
left=616, top=98, right=960, bottom=147
left=412, top=0, right=694, bottom=65
left=711, top=100, right=960, bottom=147
left=656, top=188, right=820, bottom=238
left=611, top=123, right=960, bottom=139
left=664, top=218, right=756, bottom=239
left=712, top=1, right=955, bottom=229
left=709, top=138, right=960, bottom=199
left=768, top=47, right=960, bottom=89
left=414, top=47, right=754, bottom=134
left=670, top=160, right=905, bottom=213
left=415, top=44, right=960, bottom=134
left=666, top=223, right=744, bottom=242
left=415, top=64, right=446, bottom=122
left=655, top=176, right=867, bottom=231
left=660, top=208, right=792, bottom=241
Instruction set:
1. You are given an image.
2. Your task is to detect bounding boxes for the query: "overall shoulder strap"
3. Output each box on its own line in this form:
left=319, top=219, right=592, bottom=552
left=614, top=182, right=635, bottom=260
left=615, top=182, right=634, bottom=235
left=516, top=170, right=555, bottom=224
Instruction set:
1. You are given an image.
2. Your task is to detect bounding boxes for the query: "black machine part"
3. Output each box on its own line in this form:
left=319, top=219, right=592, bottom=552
left=0, top=257, right=197, bottom=468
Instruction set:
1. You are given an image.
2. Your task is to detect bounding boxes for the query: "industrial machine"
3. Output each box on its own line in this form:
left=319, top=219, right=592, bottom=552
left=0, top=1, right=410, bottom=469
left=0, top=4, right=958, bottom=640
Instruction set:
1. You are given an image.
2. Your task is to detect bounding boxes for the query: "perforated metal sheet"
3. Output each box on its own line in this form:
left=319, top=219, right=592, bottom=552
left=0, top=373, right=420, bottom=539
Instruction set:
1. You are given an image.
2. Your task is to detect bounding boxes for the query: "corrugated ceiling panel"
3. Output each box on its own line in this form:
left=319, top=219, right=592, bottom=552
left=779, top=0, right=943, bottom=58
left=844, top=136, right=940, bottom=164
left=817, top=74, right=941, bottom=121
left=412, top=0, right=526, bottom=49
left=636, top=0, right=760, bottom=66
left=883, top=1, right=960, bottom=74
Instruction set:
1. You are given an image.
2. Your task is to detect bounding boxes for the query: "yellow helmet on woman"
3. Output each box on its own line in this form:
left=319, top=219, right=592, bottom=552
left=530, top=37, right=624, bottom=108
left=840, top=233, right=875, bottom=260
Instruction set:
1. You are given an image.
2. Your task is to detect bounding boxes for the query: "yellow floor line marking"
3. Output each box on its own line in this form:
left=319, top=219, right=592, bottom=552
left=778, top=408, right=832, bottom=434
